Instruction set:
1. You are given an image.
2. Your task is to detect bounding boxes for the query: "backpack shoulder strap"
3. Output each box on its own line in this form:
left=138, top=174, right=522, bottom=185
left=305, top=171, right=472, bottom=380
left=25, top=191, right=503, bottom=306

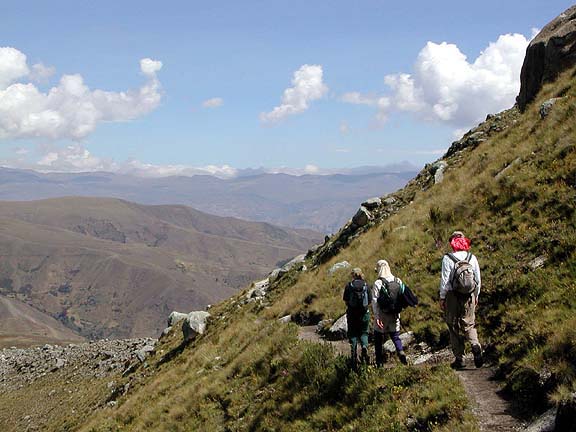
left=465, top=252, right=472, bottom=262
left=447, top=253, right=459, bottom=263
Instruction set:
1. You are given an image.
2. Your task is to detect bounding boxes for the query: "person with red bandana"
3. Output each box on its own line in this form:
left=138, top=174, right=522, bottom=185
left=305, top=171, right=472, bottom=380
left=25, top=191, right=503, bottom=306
left=439, top=231, right=483, bottom=369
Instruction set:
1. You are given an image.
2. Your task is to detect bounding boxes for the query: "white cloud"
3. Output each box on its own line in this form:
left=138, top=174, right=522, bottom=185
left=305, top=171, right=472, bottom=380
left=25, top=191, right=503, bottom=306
left=140, top=58, right=163, bottom=77
left=0, top=47, right=163, bottom=140
left=30, top=62, right=56, bottom=83
left=260, top=64, right=328, bottom=123
left=342, top=33, right=530, bottom=129
left=0, top=47, right=29, bottom=89
left=202, top=97, right=224, bottom=108
left=120, top=160, right=238, bottom=179
left=35, top=144, right=116, bottom=171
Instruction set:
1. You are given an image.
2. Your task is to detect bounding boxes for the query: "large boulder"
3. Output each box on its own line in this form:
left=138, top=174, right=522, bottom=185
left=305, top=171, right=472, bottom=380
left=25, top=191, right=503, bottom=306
left=352, top=206, right=372, bottom=227
left=167, top=311, right=188, bottom=327
left=517, top=5, right=576, bottom=111
left=328, top=260, right=351, bottom=275
left=182, top=311, right=210, bottom=342
left=324, top=314, right=348, bottom=340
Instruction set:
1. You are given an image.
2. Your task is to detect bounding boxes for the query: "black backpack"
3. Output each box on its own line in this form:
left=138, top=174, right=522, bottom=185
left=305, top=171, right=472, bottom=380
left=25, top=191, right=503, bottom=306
left=447, top=252, right=478, bottom=296
left=347, top=279, right=369, bottom=310
left=377, top=277, right=403, bottom=314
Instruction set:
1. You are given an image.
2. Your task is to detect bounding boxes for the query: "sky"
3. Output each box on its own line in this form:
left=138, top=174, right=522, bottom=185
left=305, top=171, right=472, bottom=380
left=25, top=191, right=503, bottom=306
left=0, top=0, right=573, bottom=177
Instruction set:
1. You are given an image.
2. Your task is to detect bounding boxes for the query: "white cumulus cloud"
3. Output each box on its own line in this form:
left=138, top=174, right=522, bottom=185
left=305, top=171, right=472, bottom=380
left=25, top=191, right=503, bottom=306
left=342, top=33, right=530, bottom=129
left=0, top=47, right=163, bottom=140
left=202, top=97, right=224, bottom=108
left=260, top=64, right=328, bottom=123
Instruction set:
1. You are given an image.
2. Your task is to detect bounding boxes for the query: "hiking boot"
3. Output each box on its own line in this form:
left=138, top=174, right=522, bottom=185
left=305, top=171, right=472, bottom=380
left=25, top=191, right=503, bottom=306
left=450, top=358, right=465, bottom=370
left=361, top=347, right=370, bottom=364
left=472, top=345, right=484, bottom=368
left=397, top=351, right=408, bottom=365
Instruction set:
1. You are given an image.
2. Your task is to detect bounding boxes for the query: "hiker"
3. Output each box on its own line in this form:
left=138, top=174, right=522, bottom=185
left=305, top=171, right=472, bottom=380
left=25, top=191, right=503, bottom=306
left=372, top=259, right=408, bottom=366
left=439, top=231, right=484, bottom=369
left=343, top=267, right=371, bottom=368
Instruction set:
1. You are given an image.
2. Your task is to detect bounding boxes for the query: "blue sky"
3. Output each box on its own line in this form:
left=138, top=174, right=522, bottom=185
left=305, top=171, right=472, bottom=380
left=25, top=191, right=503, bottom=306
left=0, top=0, right=573, bottom=177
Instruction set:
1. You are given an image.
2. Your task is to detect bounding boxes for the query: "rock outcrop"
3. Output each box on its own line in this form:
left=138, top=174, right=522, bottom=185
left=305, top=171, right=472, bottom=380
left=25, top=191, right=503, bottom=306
left=517, top=5, right=576, bottom=111
left=182, top=311, right=210, bottom=342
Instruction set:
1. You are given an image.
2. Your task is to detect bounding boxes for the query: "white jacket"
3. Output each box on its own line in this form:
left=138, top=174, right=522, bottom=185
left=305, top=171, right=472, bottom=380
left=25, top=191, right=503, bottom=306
left=439, top=251, right=481, bottom=300
left=372, top=276, right=401, bottom=333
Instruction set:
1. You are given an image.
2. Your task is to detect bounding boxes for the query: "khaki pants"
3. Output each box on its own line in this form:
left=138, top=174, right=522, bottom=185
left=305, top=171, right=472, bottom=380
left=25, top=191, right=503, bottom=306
left=444, top=291, right=481, bottom=360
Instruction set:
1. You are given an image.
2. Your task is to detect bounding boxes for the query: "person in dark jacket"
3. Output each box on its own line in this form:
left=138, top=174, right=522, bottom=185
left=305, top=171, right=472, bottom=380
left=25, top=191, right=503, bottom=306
left=343, top=267, right=372, bottom=368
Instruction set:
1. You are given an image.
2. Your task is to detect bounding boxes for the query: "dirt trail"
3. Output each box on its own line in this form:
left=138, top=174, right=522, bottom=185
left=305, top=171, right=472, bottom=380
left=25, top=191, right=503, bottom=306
left=297, top=326, right=525, bottom=431
left=455, top=365, right=524, bottom=431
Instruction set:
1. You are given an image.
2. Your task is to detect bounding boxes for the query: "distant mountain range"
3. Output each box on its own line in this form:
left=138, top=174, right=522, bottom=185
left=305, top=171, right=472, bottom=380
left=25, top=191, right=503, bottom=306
left=0, top=165, right=418, bottom=233
left=0, top=197, right=322, bottom=343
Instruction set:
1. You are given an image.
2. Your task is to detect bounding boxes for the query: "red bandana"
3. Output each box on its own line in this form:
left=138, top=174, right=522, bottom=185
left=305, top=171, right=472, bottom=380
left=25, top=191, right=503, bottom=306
left=450, top=236, right=471, bottom=251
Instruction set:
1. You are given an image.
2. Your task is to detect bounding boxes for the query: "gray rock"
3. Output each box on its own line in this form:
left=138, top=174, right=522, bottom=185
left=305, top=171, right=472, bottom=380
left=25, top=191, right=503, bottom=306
left=182, top=311, right=210, bottom=342
left=495, top=157, right=522, bottom=180
left=529, top=255, right=548, bottom=270
left=278, top=315, right=292, bottom=324
left=246, top=279, right=268, bottom=300
left=135, top=345, right=155, bottom=363
left=316, top=319, right=333, bottom=334
left=517, top=5, right=576, bottom=111
left=167, top=311, right=188, bottom=327
left=383, top=197, right=396, bottom=206
left=352, top=206, right=372, bottom=227
left=325, top=314, right=348, bottom=340
left=523, top=407, right=556, bottom=432
left=328, top=261, right=351, bottom=275
left=539, top=98, right=562, bottom=118
left=361, top=197, right=382, bottom=209
left=160, top=326, right=172, bottom=338
left=383, top=332, right=414, bottom=353
left=433, top=161, right=447, bottom=184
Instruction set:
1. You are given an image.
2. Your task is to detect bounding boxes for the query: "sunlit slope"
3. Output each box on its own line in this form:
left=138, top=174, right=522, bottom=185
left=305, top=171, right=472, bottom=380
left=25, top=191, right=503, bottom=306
left=78, top=67, right=576, bottom=431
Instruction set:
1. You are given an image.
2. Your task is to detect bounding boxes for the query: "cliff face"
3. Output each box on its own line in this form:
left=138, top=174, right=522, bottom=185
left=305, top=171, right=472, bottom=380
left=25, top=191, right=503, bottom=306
left=517, top=5, right=576, bottom=110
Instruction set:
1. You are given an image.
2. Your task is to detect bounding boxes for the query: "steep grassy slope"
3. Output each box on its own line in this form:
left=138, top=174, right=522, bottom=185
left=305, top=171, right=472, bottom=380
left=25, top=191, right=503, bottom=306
left=17, top=68, right=575, bottom=432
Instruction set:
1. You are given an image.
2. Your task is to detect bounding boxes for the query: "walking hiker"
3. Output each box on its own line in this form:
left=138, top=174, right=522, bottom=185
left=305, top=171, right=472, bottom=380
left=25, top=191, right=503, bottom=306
left=372, top=259, right=408, bottom=366
left=439, top=231, right=484, bottom=369
left=343, top=268, right=371, bottom=368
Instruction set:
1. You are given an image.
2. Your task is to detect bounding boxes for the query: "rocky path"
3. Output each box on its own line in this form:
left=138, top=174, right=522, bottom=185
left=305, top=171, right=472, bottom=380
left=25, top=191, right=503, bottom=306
left=297, top=325, right=525, bottom=431
left=455, top=365, right=524, bottom=431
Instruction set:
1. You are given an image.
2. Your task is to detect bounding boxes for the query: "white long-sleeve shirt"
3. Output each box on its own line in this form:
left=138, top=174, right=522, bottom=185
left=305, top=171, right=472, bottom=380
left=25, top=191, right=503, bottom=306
left=439, top=251, right=481, bottom=300
left=372, top=276, right=401, bottom=333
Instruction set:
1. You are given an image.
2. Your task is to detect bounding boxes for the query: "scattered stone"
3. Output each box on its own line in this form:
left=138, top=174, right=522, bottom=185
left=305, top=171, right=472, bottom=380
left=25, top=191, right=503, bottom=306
left=316, top=319, right=333, bottom=334
left=246, top=278, right=270, bottom=300
left=495, top=157, right=522, bottom=180
left=135, top=345, right=155, bottom=363
left=328, top=261, right=351, bottom=275
left=383, top=197, right=396, bottom=206
left=0, top=338, right=156, bottom=391
left=361, top=197, right=382, bottom=209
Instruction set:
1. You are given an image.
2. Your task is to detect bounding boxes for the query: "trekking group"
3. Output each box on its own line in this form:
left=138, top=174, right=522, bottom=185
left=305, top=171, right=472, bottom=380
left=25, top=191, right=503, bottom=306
left=343, top=230, right=484, bottom=370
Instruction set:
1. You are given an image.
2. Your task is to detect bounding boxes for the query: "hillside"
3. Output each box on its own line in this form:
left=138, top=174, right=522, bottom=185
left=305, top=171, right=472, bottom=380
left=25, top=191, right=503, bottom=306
left=0, top=168, right=417, bottom=233
left=2, top=7, right=576, bottom=432
left=0, top=197, right=322, bottom=343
